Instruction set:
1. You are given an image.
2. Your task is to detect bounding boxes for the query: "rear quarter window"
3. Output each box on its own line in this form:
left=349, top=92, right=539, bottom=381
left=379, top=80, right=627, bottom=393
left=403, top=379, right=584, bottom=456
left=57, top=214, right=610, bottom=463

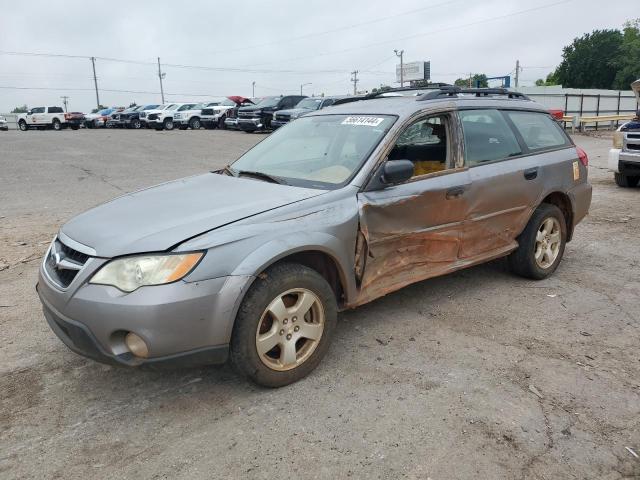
left=459, top=109, right=522, bottom=166
left=505, top=111, right=570, bottom=151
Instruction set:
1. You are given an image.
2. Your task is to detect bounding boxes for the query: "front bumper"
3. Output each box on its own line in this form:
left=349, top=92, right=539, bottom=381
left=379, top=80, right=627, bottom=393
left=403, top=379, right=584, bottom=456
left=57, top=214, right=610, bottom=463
left=271, top=120, right=289, bottom=129
left=238, top=118, right=263, bottom=131
left=609, top=148, right=640, bottom=173
left=37, top=264, right=254, bottom=367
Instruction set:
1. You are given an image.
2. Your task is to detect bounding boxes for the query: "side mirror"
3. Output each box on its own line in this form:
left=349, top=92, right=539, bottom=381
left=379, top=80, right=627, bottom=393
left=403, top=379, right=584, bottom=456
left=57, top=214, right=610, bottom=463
left=381, top=159, right=414, bottom=185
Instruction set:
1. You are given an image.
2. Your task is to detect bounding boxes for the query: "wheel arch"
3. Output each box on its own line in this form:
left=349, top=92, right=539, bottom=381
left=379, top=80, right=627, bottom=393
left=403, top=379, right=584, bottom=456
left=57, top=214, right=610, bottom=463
left=228, top=236, right=356, bottom=310
left=540, top=191, right=574, bottom=241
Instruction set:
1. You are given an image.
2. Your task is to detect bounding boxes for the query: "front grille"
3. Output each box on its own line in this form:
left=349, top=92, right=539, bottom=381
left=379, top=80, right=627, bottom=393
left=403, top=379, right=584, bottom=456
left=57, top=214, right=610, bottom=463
left=238, top=111, right=259, bottom=118
left=275, top=114, right=290, bottom=122
left=627, top=143, right=640, bottom=151
left=202, top=108, right=214, bottom=116
left=148, top=113, right=159, bottom=121
left=44, top=238, right=90, bottom=289
left=627, top=134, right=640, bottom=139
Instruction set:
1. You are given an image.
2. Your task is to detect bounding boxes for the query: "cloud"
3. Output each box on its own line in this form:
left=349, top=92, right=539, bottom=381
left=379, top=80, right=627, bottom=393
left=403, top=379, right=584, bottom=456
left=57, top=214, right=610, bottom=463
left=0, top=0, right=631, bottom=111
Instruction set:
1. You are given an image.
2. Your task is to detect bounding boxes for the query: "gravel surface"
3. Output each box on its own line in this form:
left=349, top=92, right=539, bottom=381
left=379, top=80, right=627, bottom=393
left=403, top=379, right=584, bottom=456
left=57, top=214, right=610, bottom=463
left=1, top=128, right=639, bottom=479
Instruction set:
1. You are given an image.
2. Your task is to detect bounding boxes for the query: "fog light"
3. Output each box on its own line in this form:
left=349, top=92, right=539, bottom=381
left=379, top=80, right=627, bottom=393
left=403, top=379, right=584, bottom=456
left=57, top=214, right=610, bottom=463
left=125, top=332, right=149, bottom=358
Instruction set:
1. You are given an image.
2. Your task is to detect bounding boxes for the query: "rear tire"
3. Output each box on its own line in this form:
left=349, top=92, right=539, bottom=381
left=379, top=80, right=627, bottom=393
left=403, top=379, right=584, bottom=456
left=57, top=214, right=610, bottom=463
left=18, top=120, right=28, bottom=131
left=508, top=203, right=566, bottom=280
left=70, top=125, right=79, bottom=130
left=614, top=173, right=639, bottom=188
left=52, top=119, right=61, bottom=131
left=230, top=263, right=337, bottom=388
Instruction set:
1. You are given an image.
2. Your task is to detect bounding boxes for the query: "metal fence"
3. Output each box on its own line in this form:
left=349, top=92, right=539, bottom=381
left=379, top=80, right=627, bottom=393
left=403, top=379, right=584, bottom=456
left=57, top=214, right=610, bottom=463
left=517, top=90, right=639, bottom=130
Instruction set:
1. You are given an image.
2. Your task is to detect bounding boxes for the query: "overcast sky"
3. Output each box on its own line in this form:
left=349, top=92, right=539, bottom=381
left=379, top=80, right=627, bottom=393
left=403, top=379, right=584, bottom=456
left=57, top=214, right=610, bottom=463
left=0, top=0, right=632, bottom=112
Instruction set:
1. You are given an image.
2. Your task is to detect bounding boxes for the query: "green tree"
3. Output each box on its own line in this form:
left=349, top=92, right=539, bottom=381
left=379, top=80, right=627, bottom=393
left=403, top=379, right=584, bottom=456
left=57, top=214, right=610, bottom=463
left=454, top=74, right=488, bottom=88
left=611, top=19, right=640, bottom=89
left=535, top=72, right=559, bottom=87
left=11, top=105, right=28, bottom=113
left=553, top=29, right=623, bottom=88
left=91, top=104, right=107, bottom=114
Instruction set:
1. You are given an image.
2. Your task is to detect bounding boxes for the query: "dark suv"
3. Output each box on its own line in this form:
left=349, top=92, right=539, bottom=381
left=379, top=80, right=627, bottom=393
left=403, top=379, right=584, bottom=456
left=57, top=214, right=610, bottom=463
left=237, top=95, right=307, bottom=132
left=121, top=104, right=160, bottom=129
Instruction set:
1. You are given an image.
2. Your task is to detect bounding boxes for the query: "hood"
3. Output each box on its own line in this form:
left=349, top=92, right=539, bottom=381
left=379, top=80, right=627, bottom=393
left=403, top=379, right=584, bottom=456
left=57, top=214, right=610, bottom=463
left=632, top=79, right=640, bottom=102
left=238, top=105, right=264, bottom=112
left=228, top=96, right=252, bottom=105
left=61, top=173, right=325, bottom=257
left=277, top=108, right=312, bottom=116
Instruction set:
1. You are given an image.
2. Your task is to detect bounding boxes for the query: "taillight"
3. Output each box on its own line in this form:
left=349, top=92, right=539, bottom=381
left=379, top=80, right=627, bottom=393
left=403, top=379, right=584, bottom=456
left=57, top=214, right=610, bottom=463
left=549, top=109, right=564, bottom=120
left=576, top=146, right=588, bottom=167
left=64, top=113, right=70, bottom=120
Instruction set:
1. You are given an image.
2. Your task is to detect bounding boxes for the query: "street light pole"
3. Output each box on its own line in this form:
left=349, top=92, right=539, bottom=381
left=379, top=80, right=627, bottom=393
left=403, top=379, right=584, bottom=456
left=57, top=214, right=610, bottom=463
left=394, top=49, right=405, bottom=87
left=300, top=83, right=312, bottom=95
left=252, top=81, right=256, bottom=97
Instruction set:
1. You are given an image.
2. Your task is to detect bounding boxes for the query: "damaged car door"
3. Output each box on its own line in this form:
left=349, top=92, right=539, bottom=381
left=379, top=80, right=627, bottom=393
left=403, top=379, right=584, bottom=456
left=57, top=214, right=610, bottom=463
left=355, top=113, right=471, bottom=304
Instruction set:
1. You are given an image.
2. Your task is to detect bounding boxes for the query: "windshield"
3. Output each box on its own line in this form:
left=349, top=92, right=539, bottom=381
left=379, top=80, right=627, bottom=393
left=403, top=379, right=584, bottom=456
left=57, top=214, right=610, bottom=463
left=295, top=98, right=323, bottom=110
left=230, top=114, right=395, bottom=188
left=178, top=104, right=196, bottom=111
left=166, top=104, right=179, bottom=110
left=143, top=104, right=160, bottom=110
left=256, top=97, right=280, bottom=108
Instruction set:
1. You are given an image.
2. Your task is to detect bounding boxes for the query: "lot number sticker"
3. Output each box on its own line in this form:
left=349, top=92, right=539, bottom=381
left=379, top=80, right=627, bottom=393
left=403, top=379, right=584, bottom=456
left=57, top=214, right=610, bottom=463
left=342, top=116, right=385, bottom=127
left=573, top=161, right=580, bottom=181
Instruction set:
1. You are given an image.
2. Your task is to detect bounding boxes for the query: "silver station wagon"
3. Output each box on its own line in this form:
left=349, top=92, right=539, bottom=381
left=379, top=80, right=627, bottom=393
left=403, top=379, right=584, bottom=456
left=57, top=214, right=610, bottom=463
left=37, top=87, right=592, bottom=387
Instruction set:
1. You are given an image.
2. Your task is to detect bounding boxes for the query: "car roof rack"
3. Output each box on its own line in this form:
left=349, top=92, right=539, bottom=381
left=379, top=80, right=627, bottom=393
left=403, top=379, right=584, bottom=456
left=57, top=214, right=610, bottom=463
left=417, top=86, right=530, bottom=101
left=332, top=85, right=452, bottom=106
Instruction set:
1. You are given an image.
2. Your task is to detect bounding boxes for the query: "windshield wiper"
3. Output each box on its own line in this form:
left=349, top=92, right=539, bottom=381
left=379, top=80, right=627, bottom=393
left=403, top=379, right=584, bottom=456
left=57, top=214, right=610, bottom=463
left=236, top=170, right=287, bottom=185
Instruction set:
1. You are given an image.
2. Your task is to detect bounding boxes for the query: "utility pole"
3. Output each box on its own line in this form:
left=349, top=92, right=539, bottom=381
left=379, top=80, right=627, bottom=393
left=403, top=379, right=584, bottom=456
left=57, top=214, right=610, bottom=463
left=394, top=49, right=404, bottom=87
left=300, top=83, right=312, bottom=95
left=157, top=57, right=166, bottom=104
left=350, top=70, right=359, bottom=95
left=252, top=81, right=256, bottom=97
left=60, top=96, right=69, bottom=112
left=90, top=57, right=100, bottom=110
left=515, top=59, right=520, bottom=88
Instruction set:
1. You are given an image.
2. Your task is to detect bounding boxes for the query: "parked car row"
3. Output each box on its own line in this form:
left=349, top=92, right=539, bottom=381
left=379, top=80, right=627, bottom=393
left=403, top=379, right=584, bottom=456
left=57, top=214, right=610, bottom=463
left=11, top=95, right=350, bottom=133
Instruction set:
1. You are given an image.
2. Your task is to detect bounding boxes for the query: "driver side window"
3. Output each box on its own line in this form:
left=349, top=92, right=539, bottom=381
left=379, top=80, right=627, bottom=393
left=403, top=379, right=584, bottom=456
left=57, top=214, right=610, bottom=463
left=388, top=115, right=450, bottom=178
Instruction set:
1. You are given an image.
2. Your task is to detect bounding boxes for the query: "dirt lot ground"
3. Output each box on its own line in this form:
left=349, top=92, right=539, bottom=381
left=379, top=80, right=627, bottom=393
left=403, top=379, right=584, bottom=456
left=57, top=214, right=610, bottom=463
left=1, top=128, right=638, bottom=480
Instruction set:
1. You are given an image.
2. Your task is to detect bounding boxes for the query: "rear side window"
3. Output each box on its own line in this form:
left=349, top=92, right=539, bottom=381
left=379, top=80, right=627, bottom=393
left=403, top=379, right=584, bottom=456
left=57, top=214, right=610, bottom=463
left=505, top=111, right=569, bottom=151
left=459, top=109, right=521, bottom=166
left=48, top=107, right=64, bottom=113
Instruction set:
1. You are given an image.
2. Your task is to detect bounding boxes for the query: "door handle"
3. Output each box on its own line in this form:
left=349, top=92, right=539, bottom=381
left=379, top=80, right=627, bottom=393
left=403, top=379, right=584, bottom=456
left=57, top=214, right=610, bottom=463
left=445, top=186, right=465, bottom=199
left=524, top=167, right=539, bottom=180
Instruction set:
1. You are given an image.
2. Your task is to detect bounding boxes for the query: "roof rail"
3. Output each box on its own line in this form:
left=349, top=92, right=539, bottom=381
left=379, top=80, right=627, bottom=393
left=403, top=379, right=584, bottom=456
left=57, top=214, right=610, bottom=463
left=417, top=86, right=530, bottom=101
left=332, top=84, right=453, bottom=106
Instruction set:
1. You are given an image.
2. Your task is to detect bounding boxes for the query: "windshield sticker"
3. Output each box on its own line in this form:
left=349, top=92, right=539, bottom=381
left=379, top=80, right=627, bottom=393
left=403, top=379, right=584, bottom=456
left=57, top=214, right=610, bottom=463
left=342, top=116, right=385, bottom=127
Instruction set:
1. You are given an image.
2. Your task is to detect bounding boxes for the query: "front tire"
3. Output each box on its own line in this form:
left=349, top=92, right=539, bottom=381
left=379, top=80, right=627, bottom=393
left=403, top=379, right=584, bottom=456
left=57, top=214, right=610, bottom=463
left=131, top=119, right=141, bottom=129
left=230, top=263, right=337, bottom=387
left=189, top=117, right=201, bottom=130
left=18, top=120, right=28, bottom=131
left=52, top=118, right=61, bottom=131
left=614, top=173, right=639, bottom=188
left=508, top=203, right=566, bottom=280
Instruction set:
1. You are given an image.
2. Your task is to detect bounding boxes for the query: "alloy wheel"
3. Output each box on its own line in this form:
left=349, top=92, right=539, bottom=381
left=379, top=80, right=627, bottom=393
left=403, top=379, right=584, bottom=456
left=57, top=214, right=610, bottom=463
left=534, top=217, right=561, bottom=269
left=255, top=288, right=325, bottom=371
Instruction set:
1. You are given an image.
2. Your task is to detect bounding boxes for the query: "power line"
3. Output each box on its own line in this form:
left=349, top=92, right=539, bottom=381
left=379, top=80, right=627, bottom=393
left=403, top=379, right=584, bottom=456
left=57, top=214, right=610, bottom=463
left=203, top=0, right=464, bottom=56
left=244, top=0, right=573, bottom=68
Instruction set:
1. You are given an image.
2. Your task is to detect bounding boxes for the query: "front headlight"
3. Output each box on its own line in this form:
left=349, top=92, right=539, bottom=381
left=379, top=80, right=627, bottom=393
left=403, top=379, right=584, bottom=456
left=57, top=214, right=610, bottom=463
left=613, top=131, right=624, bottom=149
left=90, top=252, right=204, bottom=292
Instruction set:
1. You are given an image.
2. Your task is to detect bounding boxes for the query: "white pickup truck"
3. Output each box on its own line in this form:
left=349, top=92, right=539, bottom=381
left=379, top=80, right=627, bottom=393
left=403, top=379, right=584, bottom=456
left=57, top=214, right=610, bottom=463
left=608, top=79, right=640, bottom=188
left=173, top=101, right=225, bottom=130
left=17, top=106, right=82, bottom=131
left=200, top=97, right=244, bottom=129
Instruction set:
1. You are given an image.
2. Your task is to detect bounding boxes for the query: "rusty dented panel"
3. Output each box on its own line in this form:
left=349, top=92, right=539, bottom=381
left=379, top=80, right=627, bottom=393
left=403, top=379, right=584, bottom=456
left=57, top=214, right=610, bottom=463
left=352, top=168, right=471, bottom=307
